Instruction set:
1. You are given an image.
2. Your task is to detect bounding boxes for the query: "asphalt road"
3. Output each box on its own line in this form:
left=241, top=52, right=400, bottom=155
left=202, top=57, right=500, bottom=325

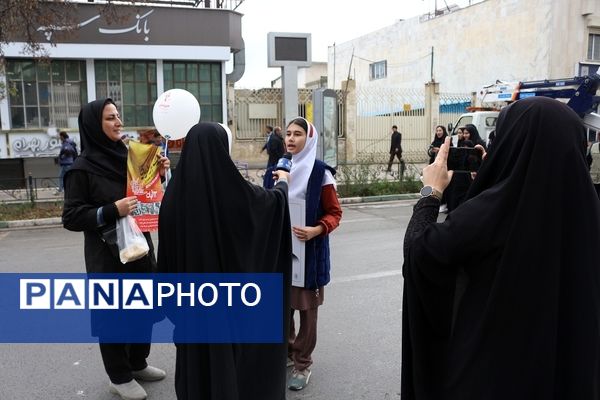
left=0, top=199, right=418, bottom=400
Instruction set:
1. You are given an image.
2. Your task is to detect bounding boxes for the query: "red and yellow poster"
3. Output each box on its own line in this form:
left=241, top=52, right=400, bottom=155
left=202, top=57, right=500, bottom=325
left=127, top=141, right=163, bottom=232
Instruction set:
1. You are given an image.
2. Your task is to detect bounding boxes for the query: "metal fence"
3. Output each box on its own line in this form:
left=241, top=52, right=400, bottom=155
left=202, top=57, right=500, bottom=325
left=233, top=88, right=345, bottom=140
left=439, top=92, right=473, bottom=132
left=355, top=87, right=429, bottom=162
left=0, top=176, right=62, bottom=204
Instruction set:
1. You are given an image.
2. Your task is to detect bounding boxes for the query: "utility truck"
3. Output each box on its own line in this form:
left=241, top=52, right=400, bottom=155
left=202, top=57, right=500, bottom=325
left=447, top=74, right=600, bottom=144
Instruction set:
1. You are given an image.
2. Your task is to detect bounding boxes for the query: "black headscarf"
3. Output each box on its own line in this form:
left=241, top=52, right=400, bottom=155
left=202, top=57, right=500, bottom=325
left=157, top=122, right=292, bottom=400
left=69, top=98, right=128, bottom=183
left=463, top=123, right=486, bottom=148
left=431, top=126, right=448, bottom=148
left=402, top=97, right=600, bottom=399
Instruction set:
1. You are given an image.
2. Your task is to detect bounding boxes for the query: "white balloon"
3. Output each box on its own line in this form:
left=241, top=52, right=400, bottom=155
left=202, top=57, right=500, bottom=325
left=152, top=89, right=201, bottom=140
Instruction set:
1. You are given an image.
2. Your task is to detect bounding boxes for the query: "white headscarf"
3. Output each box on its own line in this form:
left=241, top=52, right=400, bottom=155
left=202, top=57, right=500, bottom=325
left=218, top=123, right=233, bottom=154
left=287, top=117, right=336, bottom=201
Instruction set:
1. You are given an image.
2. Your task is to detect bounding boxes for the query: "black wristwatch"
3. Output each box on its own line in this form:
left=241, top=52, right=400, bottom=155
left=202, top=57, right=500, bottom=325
left=420, top=185, right=442, bottom=201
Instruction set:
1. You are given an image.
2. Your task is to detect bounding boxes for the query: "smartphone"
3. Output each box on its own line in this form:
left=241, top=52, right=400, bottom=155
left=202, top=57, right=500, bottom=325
left=447, top=147, right=483, bottom=172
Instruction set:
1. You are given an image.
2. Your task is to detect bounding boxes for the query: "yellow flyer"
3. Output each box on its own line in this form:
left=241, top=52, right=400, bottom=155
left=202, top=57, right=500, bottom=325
left=127, top=140, right=163, bottom=232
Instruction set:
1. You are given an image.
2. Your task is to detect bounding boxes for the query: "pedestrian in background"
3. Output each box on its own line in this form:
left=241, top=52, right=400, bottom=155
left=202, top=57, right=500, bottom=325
left=260, top=124, right=275, bottom=163
left=402, top=97, right=600, bottom=400
left=386, top=125, right=403, bottom=173
left=262, top=125, right=286, bottom=188
left=158, top=122, right=292, bottom=400
left=55, top=131, right=77, bottom=194
left=284, top=117, right=342, bottom=391
left=62, top=98, right=170, bottom=400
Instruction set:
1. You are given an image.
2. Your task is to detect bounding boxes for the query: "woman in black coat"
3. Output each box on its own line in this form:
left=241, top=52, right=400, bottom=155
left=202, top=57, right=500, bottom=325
left=402, top=97, right=600, bottom=400
left=63, top=98, right=170, bottom=400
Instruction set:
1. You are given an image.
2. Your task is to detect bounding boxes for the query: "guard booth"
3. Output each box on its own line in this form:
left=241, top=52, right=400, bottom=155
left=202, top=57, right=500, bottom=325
left=312, top=88, right=338, bottom=167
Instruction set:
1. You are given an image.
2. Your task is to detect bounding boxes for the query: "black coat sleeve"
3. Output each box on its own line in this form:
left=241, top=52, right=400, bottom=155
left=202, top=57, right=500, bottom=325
left=62, top=170, right=119, bottom=232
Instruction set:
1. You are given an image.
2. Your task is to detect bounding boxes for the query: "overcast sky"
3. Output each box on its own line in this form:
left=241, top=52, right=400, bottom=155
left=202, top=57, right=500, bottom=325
left=232, top=0, right=475, bottom=89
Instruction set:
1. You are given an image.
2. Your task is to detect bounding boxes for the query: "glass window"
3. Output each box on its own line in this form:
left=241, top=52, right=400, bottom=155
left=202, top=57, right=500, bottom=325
left=108, top=61, right=120, bottom=81
left=95, top=60, right=158, bottom=127
left=22, top=61, right=36, bottom=81
left=135, top=82, right=148, bottom=104
left=24, top=82, right=37, bottom=106
left=199, top=64, right=210, bottom=81
left=588, top=33, right=600, bottom=61
left=95, top=61, right=107, bottom=81
left=369, top=60, right=387, bottom=80
left=38, top=83, right=50, bottom=106
left=6, top=59, right=87, bottom=129
left=122, top=82, right=135, bottom=104
left=122, top=62, right=134, bottom=82
left=66, top=61, right=80, bottom=81
left=187, top=64, right=198, bottom=81
left=174, top=63, right=186, bottom=82
left=163, top=61, right=223, bottom=122
left=163, top=61, right=223, bottom=123
left=135, top=62, right=147, bottom=82
left=147, top=63, right=156, bottom=83
left=51, top=61, right=65, bottom=81
left=37, top=63, right=50, bottom=81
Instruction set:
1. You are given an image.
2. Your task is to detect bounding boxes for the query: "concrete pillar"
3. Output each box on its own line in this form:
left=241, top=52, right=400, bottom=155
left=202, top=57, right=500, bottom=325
left=342, top=79, right=357, bottom=163
left=425, top=80, right=440, bottom=139
left=281, top=65, right=299, bottom=127
left=86, top=59, right=96, bottom=102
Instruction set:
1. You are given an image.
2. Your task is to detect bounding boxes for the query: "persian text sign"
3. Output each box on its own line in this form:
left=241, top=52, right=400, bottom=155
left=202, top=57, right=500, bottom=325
left=127, top=141, right=163, bottom=232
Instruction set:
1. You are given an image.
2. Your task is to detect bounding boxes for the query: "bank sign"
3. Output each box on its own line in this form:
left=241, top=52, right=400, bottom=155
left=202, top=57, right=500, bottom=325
left=18, top=3, right=242, bottom=50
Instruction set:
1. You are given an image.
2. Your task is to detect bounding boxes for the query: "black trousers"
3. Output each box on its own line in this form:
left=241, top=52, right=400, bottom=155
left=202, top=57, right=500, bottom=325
left=99, top=343, right=150, bottom=384
left=387, top=150, right=403, bottom=171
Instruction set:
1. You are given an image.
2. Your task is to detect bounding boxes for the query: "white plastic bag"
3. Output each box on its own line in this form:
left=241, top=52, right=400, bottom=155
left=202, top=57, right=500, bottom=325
left=116, top=215, right=149, bottom=264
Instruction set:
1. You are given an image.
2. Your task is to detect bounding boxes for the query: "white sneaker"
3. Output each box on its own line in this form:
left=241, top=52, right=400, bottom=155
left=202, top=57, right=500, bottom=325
left=109, top=379, right=147, bottom=400
left=439, top=204, right=448, bottom=214
left=132, top=365, right=166, bottom=382
left=288, top=368, right=312, bottom=391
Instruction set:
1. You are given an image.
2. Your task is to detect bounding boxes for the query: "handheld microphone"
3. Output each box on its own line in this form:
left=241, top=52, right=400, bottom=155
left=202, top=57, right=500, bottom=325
left=275, top=152, right=293, bottom=173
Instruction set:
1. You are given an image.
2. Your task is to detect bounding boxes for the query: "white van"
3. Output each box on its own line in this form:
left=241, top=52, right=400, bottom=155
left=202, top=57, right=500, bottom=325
left=448, top=111, right=499, bottom=146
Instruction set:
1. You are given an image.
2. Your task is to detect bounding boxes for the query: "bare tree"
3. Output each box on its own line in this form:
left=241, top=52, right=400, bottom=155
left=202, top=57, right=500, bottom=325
left=0, top=1, right=79, bottom=58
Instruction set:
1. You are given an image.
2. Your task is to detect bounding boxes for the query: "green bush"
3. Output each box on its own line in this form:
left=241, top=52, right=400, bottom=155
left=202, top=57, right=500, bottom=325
left=337, top=177, right=420, bottom=197
left=0, top=202, right=63, bottom=221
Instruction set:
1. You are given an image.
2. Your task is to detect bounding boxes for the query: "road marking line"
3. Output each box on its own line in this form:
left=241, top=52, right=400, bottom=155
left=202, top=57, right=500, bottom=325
left=341, top=217, right=385, bottom=224
left=332, top=269, right=402, bottom=284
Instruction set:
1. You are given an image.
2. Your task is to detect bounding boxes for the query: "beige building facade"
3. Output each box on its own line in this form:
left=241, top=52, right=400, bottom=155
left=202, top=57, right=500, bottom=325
left=327, top=0, right=600, bottom=92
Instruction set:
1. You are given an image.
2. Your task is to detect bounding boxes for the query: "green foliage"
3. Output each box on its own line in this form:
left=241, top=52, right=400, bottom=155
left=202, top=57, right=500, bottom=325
left=337, top=177, right=420, bottom=197
left=336, top=159, right=421, bottom=197
left=0, top=201, right=63, bottom=221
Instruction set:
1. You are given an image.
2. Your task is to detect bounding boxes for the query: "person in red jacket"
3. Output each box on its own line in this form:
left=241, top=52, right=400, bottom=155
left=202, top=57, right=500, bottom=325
left=284, top=117, right=342, bottom=391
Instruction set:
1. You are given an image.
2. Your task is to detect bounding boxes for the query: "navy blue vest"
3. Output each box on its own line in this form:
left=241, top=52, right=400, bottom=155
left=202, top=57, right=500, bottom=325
left=303, top=160, right=336, bottom=289
left=265, top=160, right=336, bottom=288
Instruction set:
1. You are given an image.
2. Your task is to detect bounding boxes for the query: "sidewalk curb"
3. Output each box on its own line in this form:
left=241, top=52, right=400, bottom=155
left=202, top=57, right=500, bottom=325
left=339, top=193, right=420, bottom=204
left=0, top=217, right=62, bottom=229
left=1, top=194, right=420, bottom=229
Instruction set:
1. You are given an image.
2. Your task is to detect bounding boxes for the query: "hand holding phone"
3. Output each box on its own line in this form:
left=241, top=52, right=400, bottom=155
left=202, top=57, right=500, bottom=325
left=447, top=147, right=483, bottom=172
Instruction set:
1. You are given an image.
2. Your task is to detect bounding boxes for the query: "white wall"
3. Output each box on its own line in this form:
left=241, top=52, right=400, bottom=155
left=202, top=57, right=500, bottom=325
left=328, top=0, right=598, bottom=93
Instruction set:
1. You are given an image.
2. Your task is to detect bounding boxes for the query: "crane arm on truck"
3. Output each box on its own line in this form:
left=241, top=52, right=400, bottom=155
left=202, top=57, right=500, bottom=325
left=477, top=74, right=600, bottom=131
